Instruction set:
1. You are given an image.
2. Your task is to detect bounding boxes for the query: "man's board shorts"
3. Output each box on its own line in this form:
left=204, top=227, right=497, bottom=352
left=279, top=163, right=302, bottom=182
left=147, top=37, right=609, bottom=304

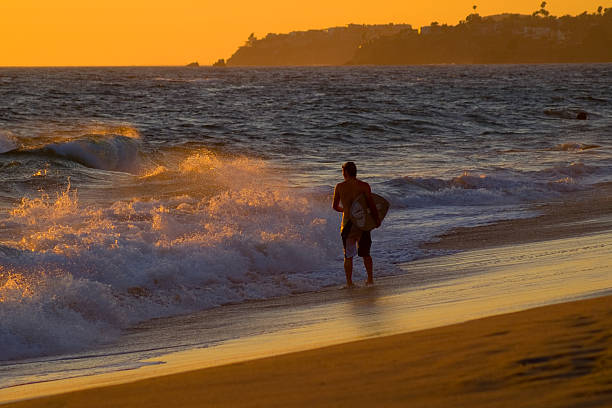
left=341, top=220, right=371, bottom=259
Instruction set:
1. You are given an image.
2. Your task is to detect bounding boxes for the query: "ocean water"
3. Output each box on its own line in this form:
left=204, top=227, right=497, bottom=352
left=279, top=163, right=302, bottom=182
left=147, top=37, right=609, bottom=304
left=0, top=64, right=611, bottom=366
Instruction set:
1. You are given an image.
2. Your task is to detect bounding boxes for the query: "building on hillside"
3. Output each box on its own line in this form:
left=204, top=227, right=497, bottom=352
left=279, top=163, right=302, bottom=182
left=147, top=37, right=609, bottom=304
left=522, top=26, right=552, bottom=38
left=420, top=26, right=432, bottom=35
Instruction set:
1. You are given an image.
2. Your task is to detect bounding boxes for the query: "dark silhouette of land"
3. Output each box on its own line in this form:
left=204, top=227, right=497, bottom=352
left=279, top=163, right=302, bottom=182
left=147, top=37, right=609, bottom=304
left=226, top=24, right=415, bottom=66
left=223, top=5, right=612, bottom=66
left=212, top=59, right=226, bottom=67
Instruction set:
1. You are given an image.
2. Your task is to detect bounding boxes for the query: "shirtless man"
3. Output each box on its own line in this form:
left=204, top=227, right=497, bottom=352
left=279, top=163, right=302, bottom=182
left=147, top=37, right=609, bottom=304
left=332, top=162, right=380, bottom=287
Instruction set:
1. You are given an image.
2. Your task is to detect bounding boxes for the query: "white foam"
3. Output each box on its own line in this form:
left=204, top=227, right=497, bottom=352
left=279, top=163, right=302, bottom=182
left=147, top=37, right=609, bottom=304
left=0, top=270, right=124, bottom=360
left=0, top=151, right=340, bottom=361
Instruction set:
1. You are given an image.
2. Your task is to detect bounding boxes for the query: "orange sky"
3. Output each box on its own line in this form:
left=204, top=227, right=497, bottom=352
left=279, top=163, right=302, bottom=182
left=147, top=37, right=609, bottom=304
left=1, top=1, right=607, bottom=66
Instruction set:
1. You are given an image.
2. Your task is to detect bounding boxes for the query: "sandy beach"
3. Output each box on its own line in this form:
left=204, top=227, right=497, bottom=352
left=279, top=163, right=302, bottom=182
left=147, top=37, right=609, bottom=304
left=2, top=185, right=611, bottom=407
left=4, top=294, right=611, bottom=408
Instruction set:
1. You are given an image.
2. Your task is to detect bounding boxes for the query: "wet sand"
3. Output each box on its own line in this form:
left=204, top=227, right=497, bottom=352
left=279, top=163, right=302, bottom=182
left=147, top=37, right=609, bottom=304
left=5, top=295, right=611, bottom=408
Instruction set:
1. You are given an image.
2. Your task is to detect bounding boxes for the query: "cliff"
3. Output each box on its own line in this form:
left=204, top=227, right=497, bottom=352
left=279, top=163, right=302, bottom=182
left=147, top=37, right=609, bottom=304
left=226, top=24, right=416, bottom=66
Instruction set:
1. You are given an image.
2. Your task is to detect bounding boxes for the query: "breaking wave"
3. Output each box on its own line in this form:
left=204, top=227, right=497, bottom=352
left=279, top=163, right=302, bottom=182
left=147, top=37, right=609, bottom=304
left=383, top=161, right=603, bottom=209
left=43, top=134, right=142, bottom=173
left=0, top=150, right=338, bottom=361
left=2, top=124, right=143, bottom=173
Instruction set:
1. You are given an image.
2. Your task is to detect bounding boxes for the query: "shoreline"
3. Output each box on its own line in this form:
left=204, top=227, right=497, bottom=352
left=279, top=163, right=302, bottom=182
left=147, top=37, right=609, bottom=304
left=5, top=294, right=611, bottom=407
left=421, top=182, right=612, bottom=252
left=2, top=228, right=610, bottom=404
left=1, top=183, right=611, bottom=405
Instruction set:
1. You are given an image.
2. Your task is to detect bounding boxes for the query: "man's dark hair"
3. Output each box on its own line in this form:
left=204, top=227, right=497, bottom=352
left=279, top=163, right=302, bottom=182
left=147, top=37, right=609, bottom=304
left=342, top=161, right=357, bottom=177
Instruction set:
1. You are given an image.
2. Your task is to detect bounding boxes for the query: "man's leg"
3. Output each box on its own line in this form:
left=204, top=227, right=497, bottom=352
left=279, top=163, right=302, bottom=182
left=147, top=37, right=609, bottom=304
left=358, top=231, right=373, bottom=285
left=342, top=229, right=357, bottom=288
left=344, top=257, right=354, bottom=287
left=363, top=256, right=373, bottom=285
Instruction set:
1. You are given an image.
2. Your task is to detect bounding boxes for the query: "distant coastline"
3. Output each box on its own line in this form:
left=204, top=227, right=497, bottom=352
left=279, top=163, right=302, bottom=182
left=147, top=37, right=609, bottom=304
left=222, top=7, right=612, bottom=66
left=226, top=24, right=414, bottom=66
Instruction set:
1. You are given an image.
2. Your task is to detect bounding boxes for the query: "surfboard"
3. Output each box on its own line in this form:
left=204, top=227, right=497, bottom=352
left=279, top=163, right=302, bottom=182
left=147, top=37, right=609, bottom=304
left=349, top=193, right=390, bottom=231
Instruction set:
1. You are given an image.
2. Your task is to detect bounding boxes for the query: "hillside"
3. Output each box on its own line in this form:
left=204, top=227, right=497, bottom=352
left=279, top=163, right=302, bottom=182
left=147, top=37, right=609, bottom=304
left=351, top=9, right=612, bottom=64
left=223, top=6, right=612, bottom=66
left=226, top=24, right=415, bottom=66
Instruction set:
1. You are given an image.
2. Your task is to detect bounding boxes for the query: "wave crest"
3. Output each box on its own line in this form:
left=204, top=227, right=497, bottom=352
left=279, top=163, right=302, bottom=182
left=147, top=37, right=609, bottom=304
left=0, top=130, right=18, bottom=154
left=543, top=108, right=589, bottom=120
left=384, top=162, right=600, bottom=209
left=2, top=123, right=142, bottom=173
left=44, top=134, right=141, bottom=173
left=552, top=142, right=601, bottom=152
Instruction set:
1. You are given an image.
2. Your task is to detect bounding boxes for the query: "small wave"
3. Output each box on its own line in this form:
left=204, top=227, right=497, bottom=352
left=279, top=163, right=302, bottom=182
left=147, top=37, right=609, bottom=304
left=383, top=173, right=528, bottom=209
left=500, top=148, right=526, bottom=153
left=1, top=123, right=142, bottom=172
left=32, top=123, right=141, bottom=143
left=45, top=134, right=141, bottom=173
left=80, top=124, right=140, bottom=140
left=539, top=162, right=595, bottom=178
left=551, top=142, right=601, bottom=152
left=501, top=142, right=601, bottom=154
left=578, top=95, right=607, bottom=103
left=382, top=161, right=602, bottom=209
left=153, top=77, right=211, bottom=83
left=543, top=108, right=589, bottom=120
left=5, top=134, right=144, bottom=173
left=0, top=130, right=18, bottom=154
left=139, top=165, right=169, bottom=179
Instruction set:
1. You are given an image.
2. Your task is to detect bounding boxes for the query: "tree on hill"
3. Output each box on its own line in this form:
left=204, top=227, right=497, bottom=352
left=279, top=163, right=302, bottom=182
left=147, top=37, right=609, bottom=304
left=246, top=33, right=257, bottom=47
left=534, top=1, right=550, bottom=17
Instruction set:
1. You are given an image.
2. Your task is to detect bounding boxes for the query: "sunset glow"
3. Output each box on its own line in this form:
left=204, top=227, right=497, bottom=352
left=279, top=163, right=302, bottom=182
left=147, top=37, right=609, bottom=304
left=1, top=0, right=607, bottom=66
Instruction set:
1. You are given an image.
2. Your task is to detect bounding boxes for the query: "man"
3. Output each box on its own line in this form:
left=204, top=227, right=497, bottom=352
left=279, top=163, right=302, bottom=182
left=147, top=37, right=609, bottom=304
left=332, top=161, right=380, bottom=287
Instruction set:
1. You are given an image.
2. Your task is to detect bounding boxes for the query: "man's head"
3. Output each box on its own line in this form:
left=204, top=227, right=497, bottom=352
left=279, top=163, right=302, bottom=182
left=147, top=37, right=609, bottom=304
left=342, top=161, right=357, bottom=179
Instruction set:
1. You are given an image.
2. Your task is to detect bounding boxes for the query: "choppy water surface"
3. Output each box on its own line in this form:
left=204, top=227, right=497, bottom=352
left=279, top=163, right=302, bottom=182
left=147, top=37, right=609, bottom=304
left=0, top=65, right=611, bottom=364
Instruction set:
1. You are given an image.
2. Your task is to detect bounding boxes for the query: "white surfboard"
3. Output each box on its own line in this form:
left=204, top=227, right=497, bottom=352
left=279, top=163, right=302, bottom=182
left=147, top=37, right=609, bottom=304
left=349, top=193, right=390, bottom=231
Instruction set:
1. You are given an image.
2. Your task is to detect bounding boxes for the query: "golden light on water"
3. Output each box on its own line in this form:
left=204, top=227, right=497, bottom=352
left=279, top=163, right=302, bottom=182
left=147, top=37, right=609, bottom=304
left=1, top=0, right=607, bottom=66
left=0, top=270, right=35, bottom=302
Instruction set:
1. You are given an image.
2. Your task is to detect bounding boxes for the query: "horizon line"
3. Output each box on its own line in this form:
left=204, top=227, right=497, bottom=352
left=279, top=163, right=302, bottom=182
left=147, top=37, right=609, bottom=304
left=2, top=62, right=612, bottom=69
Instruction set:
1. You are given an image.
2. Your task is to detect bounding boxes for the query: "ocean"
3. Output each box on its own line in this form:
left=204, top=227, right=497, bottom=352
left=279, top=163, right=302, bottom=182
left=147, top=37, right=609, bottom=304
left=0, top=64, right=611, bottom=385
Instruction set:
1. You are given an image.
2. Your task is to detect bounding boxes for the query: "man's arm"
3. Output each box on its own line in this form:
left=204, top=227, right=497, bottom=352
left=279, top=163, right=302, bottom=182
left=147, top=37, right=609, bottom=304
left=332, top=184, right=343, bottom=213
left=364, top=184, right=381, bottom=227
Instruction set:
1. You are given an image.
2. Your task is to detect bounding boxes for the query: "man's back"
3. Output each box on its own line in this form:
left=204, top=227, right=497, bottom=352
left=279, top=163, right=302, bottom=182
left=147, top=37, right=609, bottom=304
left=335, top=178, right=371, bottom=230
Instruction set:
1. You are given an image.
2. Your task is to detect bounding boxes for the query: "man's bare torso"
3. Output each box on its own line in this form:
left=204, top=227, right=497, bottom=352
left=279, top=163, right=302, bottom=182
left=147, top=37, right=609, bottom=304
left=334, top=178, right=371, bottom=231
